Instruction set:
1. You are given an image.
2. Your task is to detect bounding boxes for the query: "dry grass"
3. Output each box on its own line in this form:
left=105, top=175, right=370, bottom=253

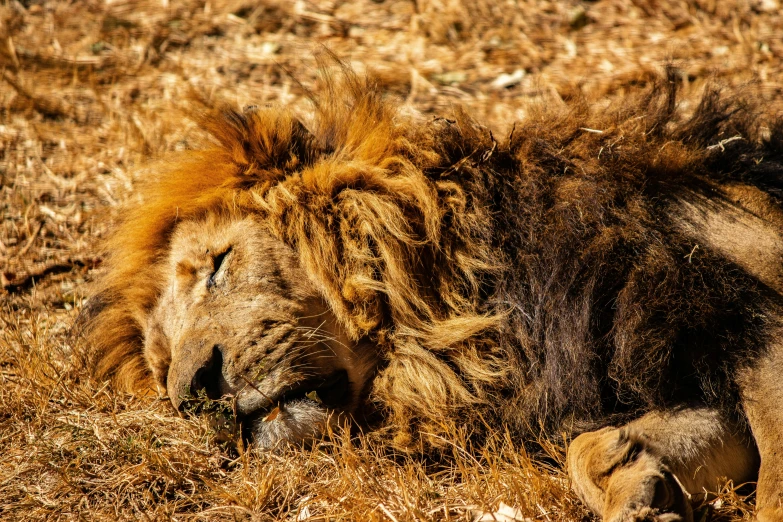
left=1, top=0, right=780, bottom=519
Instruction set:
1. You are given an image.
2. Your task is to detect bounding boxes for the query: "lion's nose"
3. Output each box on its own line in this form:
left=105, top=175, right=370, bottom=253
left=190, top=345, right=224, bottom=401
left=168, top=343, right=229, bottom=410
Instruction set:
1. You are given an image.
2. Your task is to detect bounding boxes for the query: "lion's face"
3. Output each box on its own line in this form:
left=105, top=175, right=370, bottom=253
left=143, top=216, right=381, bottom=448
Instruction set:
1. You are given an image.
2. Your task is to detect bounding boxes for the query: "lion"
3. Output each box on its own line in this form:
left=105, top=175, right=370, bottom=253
left=77, top=65, right=783, bottom=522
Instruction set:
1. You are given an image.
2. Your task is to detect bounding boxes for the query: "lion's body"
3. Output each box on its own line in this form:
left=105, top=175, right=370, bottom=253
left=79, top=67, right=783, bottom=520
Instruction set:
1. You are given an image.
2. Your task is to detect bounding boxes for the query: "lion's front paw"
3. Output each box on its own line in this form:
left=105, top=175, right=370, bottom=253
left=603, top=468, right=693, bottom=522
left=569, top=427, right=694, bottom=522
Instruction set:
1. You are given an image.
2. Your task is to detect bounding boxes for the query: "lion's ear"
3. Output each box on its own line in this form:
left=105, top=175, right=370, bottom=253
left=197, top=104, right=322, bottom=179
left=286, top=116, right=322, bottom=171
left=234, top=106, right=321, bottom=174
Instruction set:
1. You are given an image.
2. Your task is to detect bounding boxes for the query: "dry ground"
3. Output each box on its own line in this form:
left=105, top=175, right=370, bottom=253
left=2, top=0, right=782, bottom=520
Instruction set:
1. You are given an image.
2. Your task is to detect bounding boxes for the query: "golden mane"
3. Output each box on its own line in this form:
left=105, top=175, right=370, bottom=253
left=80, top=68, right=506, bottom=443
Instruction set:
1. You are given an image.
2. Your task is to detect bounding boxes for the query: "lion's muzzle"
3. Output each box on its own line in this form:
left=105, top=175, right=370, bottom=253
left=168, top=342, right=231, bottom=411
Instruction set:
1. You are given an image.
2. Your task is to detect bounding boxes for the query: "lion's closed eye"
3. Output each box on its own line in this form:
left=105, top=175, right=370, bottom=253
left=207, top=247, right=232, bottom=289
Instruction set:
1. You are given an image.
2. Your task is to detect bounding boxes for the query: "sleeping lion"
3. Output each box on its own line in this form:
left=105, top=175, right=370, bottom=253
left=78, top=66, right=783, bottom=521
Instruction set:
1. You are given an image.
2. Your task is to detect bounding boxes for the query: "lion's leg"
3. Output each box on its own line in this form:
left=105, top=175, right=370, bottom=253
left=567, top=408, right=758, bottom=522
left=739, top=341, right=783, bottom=522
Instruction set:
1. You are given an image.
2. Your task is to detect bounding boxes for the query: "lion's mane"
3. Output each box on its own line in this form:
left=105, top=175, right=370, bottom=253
left=79, top=65, right=783, bottom=446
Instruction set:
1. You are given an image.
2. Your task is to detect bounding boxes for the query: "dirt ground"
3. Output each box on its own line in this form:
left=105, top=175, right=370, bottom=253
left=1, top=0, right=782, bottom=520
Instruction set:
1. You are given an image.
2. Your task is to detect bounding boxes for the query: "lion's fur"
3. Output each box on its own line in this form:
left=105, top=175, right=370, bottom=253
left=78, top=64, right=783, bottom=447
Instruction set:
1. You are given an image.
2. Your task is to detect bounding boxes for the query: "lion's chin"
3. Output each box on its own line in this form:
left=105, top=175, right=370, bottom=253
left=244, top=399, right=340, bottom=450
left=237, top=369, right=355, bottom=449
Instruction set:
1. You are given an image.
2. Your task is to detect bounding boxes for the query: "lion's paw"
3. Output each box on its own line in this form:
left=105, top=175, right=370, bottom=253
left=603, top=469, right=693, bottom=522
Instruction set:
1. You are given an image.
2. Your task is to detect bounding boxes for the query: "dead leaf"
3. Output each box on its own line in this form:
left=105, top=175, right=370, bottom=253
left=262, top=406, right=280, bottom=422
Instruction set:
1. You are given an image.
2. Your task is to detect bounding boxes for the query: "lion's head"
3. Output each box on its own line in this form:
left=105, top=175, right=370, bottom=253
left=143, top=215, right=381, bottom=448
left=78, top=67, right=507, bottom=449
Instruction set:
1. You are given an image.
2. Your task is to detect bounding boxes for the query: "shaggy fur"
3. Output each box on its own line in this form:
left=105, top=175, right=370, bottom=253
left=78, top=64, right=783, bottom=452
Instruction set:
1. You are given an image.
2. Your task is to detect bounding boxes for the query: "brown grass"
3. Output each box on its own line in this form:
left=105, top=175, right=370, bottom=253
left=1, top=0, right=779, bottom=520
